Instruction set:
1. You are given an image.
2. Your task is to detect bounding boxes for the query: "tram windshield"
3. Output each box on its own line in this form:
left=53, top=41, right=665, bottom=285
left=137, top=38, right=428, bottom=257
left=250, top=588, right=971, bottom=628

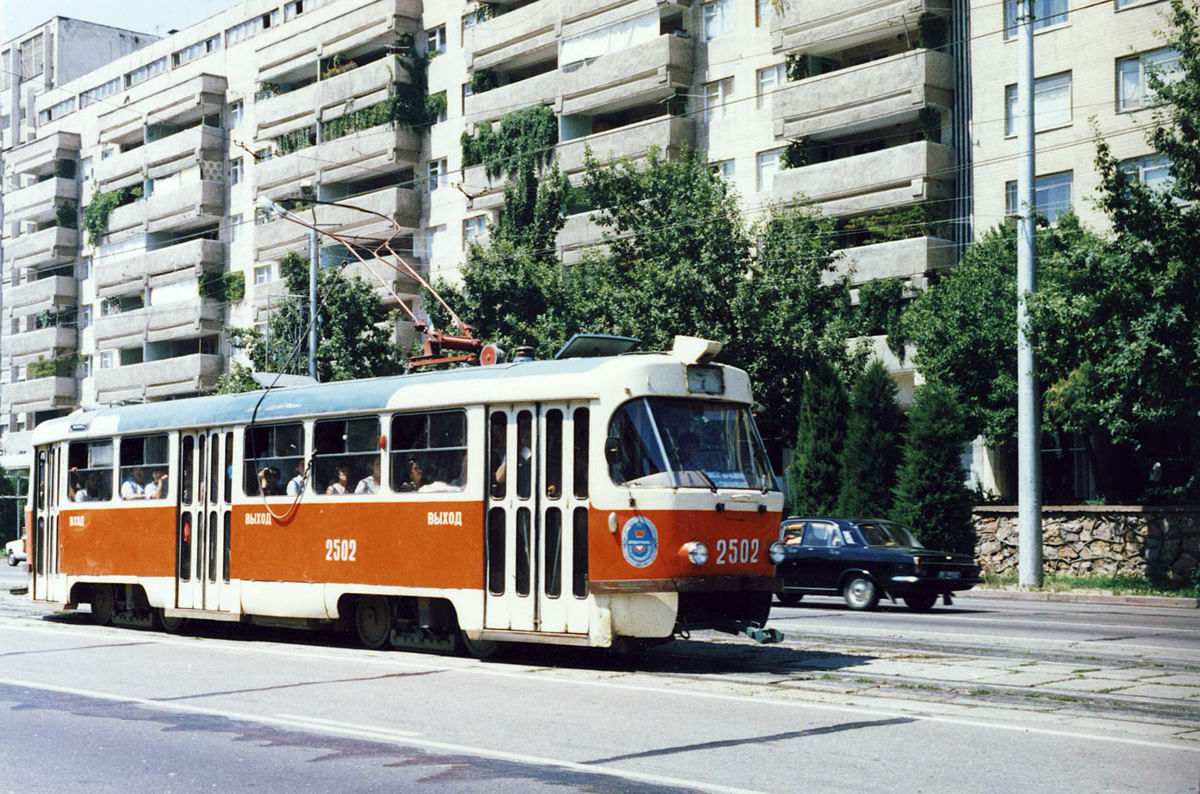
left=607, top=398, right=775, bottom=490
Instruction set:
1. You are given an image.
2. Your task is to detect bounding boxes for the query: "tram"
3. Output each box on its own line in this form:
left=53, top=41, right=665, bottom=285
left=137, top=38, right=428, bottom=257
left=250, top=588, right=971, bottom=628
left=25, top=335, right=786, bottom=654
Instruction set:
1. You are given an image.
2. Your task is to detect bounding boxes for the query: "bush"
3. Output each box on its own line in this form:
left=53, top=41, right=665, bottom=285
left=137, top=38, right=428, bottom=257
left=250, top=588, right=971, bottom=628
left=788, top=363, right=848, bottom=515
left=892, top=383, right=975, bottom=553
left=838, top=360, right=904, bottom=517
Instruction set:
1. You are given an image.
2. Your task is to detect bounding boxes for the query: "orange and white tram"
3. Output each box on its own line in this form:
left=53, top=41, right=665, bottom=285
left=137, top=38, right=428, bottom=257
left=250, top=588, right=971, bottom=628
left=25, top=337, right=786, bottom=654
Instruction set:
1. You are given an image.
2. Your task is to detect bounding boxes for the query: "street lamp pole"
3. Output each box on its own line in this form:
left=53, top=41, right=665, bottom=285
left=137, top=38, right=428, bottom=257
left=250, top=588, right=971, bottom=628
left=307, top=226, right=318, bottom=380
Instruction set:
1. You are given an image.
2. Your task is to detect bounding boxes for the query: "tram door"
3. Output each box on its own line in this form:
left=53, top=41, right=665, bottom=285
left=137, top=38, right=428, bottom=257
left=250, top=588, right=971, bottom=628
left=177, top=430, right=234, bottom=611
left=30, top=447, right=52, bottom=600
left=537, top=404, right=591, bottom=634
left=484, top=406, right=538, bottom=631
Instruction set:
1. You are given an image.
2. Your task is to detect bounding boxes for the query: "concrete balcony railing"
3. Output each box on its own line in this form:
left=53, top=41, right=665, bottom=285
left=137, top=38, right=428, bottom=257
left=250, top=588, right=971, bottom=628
left=5, top=225, right=79, bottom=272
left=256, top=124, right=421, bottom=200
left=560, top=34, right=694, bottom=117
left=95, top=126, right=224, bottom=187
left=255, top=186, right=421, bottom=258
left=557, top=212, right=606, bottom=264
left=7, top=277, right=78, bottom=319
left=94, top=299, right=224, bottom=347
left=773, top=49, right=953, bottom=140
left=94, top=353, right=225, bottom=402
left=854, top=334, right=919, bottom=402
left=833, top=236, right=957, bottom=285
left=4, top=131, right=81, bottom=179
left=256, top=0, right=421, bottom=76
left=7, top=377, right=78, bottom=413
left=4, top=326, right=78, bottom=362
left=95, top=238, right=225, bottom=298
left=772, top=141, right=955, bottom=217
left=257, top=57, right=411, bottom=138
left=106, top=180, right=226, bottom=235
left=466, top=69, right=560, bottom=123
left=0, top=430, right=35, bottom=466
left=98, top=73, right=228, bottom=144
left=6, top=178, right=78, bottom=225
left=772, top=0, right=944, bottom=54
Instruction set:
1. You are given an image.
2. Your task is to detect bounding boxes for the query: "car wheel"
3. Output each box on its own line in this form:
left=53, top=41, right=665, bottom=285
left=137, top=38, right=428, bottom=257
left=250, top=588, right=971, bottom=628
left=6, top=550, right=15, bottom=567
left=777, top=593, right=804, bottom=607
left=355, top=595, right=393, bottom=649
left=459, top=632, right=499, bottom=659
left=903, top=592, right=939, bottom=612
left=842, top=575, right=879, bottom=611
left=153, top=608, right=189, bottom=634
left=91, top=584, right=115, bottom=625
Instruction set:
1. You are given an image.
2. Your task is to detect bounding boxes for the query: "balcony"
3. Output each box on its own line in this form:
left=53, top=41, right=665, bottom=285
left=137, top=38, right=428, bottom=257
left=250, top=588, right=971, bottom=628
left=773, top=49, right=953, bottom=140
left=466, top=69, right=560, bottom=123
left=560, top=34, right=693, bottom=118
left=7, top=277, right=78, bottom=319
left=255, top=186, right=420, bottom=259
left=5, top=226, right=79, bottom=273
left=4, top=131, right=81, bottom=180
left=94, top=300, right=224, bottom=347
left=257, top=57, right=412, bottom=138
left=95, top=126, right=224, bottom=187
left=4, top=326, right=78, bottom=362
left=557, top=212, right=606, bottom=264
left=96, top=239, right=225, bottom=298
left=6, top=178, right=78, bottom=226
left=94, top=353, right=225, bottom=403
left=106, top=180, right=226, bottom=235
left=256, top=124, right=421, bottom=200
left=772, top=141, right=955, bottom=217
left=855, top=334, right=918, bottom=403
left=0, top=430, right=35, bottom=469
left=98, top=74, right=228, bottom=144
left=835, top=236, right=957, bottom=286
left=7, top=377, right=78, bottom=413
left=256, top=0, right=421, bottom=76
left=772, top=0, right=943, bottom=54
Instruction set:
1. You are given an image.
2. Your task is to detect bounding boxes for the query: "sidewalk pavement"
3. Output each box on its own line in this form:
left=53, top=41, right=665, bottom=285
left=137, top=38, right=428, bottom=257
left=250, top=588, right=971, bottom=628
left=958, top=586, right=1198, bottom=609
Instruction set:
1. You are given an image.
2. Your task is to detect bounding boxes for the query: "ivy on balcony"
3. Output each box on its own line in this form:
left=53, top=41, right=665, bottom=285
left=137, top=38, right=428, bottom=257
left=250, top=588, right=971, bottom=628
left=28, top=351, right=79, bottom=379
left=917, top=12, right=949, bottom=50
left=470, top=68, right=499, bottom=95
left=55, top=202, right=78, bottom=230
left=780, top=138, right=808, bottom=170
left=321, top=53, right=359, bottom=80
left=837, top=201, right=952, bottom=247
left=256, top=81, right=283, bottom=101
left=82, top=185, right=142, bottom=245
left=200, top=270, right=245, bottom=303
left=460, top=104, right=557, bottom=180
left=275, top=126, right=318, bottom=155
left=53, top=158, right=77, bottom=179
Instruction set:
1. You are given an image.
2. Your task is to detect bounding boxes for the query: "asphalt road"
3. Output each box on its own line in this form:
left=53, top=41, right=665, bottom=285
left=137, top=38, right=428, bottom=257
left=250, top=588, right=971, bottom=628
left=1, top=575, right=1197, bottom=794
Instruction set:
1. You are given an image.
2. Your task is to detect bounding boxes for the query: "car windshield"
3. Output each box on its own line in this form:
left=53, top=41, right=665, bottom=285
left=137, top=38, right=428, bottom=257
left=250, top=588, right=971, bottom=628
left=607, top=397, right=776, bottom=490
left=857, top=521, right=923, bottom=548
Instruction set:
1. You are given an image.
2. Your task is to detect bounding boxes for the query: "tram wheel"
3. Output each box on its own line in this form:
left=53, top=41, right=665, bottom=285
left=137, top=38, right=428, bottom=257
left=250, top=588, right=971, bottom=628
left=91, top=584, right=115, bottom=625
left=154, top=608, right=189, bottom=634
left=355, top=595, right=393, bottom=649
left=458, top=632, right=499, bottom=660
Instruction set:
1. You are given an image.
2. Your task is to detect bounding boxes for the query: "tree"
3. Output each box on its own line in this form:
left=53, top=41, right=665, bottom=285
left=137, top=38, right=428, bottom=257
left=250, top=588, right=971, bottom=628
left=838, top=360, right=904, bottom=517
left=892, top=384, right=974, bottom=553
left=788, top=363, right=848, bottom=515
left=220, top=252, right=406, bottom=392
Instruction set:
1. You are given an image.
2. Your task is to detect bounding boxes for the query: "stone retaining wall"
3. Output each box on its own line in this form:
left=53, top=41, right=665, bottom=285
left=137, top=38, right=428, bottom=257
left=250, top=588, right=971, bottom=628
left=973, top=505, right=1200, bottom=583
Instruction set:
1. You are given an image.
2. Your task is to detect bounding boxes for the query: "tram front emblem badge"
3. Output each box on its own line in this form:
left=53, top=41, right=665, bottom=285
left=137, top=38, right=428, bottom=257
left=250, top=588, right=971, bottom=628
left=621, top=516, right=658, bottom=568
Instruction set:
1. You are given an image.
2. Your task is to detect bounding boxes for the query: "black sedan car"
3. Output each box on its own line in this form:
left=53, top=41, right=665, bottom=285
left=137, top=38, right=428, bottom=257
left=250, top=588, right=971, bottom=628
left=775, top=517, right=981, bottom=611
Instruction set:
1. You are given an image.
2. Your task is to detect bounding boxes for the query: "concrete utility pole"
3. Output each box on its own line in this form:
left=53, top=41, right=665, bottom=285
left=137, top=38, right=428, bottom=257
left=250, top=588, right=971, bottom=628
left=308, top=226, right=318, bottom=381
left=1016, top=0, right=1043, bottom=587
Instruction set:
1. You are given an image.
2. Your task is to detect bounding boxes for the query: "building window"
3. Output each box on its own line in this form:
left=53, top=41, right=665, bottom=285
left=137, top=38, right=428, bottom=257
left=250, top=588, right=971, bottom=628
left=1, top=50, right=9, bottom=89
left=230, top=158, right=243, bottom=186
left=702, top=0, right=733, bottom=42
left=463, top=215, right=487, bottom=247
left=80, top=78, right=122, bottom=108
left=755, top=0, right=773, bottom=27
left=125, top=57, right=168, bottom=89
left=228, top=100, right=243, bottom=128
left=285, top=0, right=319, bottom=22
left=254, top=148, right=273, bottom=163
left=756, top=64, right=785, bottom=110
left=430, top=90, right=447, bottom=123
left=229, top=214, right=243, bottom=243
left=1116, top=0, right=1151, bottom=7
left=1004, top=72, right=1071, bottom=136
left=18, top=34, right=44, bottom=78
left=711, top=160, right=735, bottom=181
left=254, top=263, right=275, bottom=285
left=427, top=159, right=447, bottom=192
left=226, top=11, right=279, bottom=46
left=757, top=148, right=783, bottom=192
left=79, top=306, right=92, bottom=330
left=38, top=97, right=77, bottom=125
left=1118, top=48, right=1182, bottom=112
left=1004, top=0, right=1068, bottom=39
left=81, top=356, right=92, bottom=379
left=704, top=78, right=733, bottom=122
left=427, top=25, right=447, bottom=57
left=462, top=12, right=477, bottom=37
left=172, top=35, right=221, bottom=68
left=79, top=258, right=92, bottom=280
left=1121, top=154, right=1172, bottom=192
left=1005, top=171, right=1073, bottom=223
left=80, top=157, right=93, bottom=182
left=100, top=351, right=116, bottom=369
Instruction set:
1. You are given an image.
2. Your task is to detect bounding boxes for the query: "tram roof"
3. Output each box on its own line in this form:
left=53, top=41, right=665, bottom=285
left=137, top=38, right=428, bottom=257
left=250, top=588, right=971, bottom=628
left=33, top=353, right=743, bottom=443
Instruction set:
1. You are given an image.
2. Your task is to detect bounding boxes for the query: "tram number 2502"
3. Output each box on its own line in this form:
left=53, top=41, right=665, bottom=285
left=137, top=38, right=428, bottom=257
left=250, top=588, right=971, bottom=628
left=715, top=538, right=760, bottom=565
left=325, top=538, right=358, bottom=562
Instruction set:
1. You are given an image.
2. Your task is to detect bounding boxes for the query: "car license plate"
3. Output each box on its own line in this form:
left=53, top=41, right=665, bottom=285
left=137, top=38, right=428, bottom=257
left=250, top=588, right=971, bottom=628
left=937, top=570, right=960, bottom=579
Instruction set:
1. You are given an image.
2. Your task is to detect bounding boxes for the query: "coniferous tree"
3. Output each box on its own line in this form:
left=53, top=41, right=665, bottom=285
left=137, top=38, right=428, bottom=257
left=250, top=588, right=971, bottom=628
left=892, top=384, right=975, bottom=553
left=838, top=360, right=904, bottom=517
left=788, top=363, right=848, bottom=515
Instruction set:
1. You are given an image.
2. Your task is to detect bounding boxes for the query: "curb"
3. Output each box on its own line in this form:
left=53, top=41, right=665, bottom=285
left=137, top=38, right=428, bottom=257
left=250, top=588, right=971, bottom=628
left=957, top=588, right=1198, bottom=609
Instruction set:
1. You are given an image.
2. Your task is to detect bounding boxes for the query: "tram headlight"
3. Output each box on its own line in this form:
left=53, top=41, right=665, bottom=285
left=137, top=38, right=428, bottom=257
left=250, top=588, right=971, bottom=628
left=769, top=542, right=786, bottom=565
left=683, top=542, right=708, bottom=566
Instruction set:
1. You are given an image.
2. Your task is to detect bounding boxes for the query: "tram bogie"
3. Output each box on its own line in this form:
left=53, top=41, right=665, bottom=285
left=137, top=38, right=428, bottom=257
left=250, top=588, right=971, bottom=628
left=24, top=339, right=786, bottom=652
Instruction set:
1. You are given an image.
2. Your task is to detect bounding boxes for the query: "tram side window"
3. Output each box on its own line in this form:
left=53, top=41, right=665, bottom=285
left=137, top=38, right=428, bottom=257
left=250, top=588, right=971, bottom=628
left=244, top=423, right=305, bottom=496
left=390, top=411, right=467, bottom=493
left=314, top=417, right=381, bottom=495
left=67, top=440, right=114, bottom=502
left=119, top=434, right=169, bottom=500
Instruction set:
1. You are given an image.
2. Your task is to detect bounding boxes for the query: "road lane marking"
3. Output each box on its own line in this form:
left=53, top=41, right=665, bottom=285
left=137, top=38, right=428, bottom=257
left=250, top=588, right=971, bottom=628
left=275, top=713, right=422, bottom=737
left=0, top=678, right=778, bottom=794
left=2, top=622, right=1198, bottom=754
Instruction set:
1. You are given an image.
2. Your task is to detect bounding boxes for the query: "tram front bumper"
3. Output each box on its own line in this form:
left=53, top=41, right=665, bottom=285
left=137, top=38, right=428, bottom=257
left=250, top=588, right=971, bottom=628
left=588, top=575, right=781, bottom=595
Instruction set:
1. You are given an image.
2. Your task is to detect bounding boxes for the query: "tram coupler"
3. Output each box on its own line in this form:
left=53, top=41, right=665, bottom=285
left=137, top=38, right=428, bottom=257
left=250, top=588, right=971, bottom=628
left=714, top=621, right=784, bottom=644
